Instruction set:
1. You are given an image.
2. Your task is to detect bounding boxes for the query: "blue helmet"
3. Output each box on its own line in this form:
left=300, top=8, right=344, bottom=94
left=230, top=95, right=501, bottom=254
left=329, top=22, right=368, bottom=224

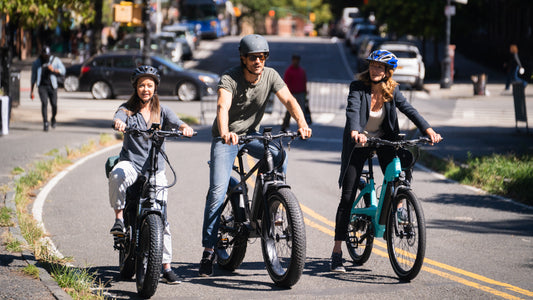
left=367, top=50, right=398, bottom=70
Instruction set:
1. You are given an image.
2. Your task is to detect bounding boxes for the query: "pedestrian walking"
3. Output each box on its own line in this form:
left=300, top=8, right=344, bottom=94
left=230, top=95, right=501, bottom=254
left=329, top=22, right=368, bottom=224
left=330, top=50, right=442, bottom=272
left=30, top=46, right=66, bottom=131
left=198, top=34, right=312, bottom=277
left=281, top=54, right=312, bottom=132
left=503, top=44, right=527, bottom=92
left=108, top=65, right=194, bottom=284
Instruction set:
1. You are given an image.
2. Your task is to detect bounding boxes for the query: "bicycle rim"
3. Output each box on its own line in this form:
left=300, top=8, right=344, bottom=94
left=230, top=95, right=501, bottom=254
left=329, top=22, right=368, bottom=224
left=386, top=190, right=426, bottom=281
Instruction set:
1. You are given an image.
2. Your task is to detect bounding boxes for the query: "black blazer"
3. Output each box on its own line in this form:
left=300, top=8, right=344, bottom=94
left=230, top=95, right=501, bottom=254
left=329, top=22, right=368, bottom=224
left=338, top=80, right=431, bottom=186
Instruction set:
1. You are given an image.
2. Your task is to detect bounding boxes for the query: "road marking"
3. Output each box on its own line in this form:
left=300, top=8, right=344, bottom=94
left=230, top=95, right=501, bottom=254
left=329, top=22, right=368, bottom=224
left=299, top=202, right=532, bottom=299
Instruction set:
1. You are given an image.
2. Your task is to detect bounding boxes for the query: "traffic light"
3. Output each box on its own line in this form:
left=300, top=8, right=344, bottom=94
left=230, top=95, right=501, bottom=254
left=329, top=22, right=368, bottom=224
left=268, top=10, right=275, bottom=17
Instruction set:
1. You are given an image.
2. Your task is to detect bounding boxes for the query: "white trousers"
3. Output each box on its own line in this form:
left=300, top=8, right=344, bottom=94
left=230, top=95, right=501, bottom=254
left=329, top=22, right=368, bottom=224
left=108, top=160, right=172, bottom=264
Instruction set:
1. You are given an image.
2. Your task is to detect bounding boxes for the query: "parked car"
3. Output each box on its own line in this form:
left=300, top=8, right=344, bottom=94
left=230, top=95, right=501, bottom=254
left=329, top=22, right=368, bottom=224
left=162, top=23, right=199, bottom=56
left=348, top=23, right=378, bottom=53
left=113, top=33, right=179, bottom=62
left=356, top=35, right=388, bottom=72
left=378, top=41, right=425, bottom=90
left=153, top=31, right=191, bottom=62
left=77, top=51, right=219, bottom=101
left=58, top=63, right=82, bottom=92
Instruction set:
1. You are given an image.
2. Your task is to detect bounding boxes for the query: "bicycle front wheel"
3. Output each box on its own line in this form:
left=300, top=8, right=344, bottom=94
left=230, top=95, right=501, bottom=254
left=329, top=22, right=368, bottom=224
left=261, top=188, right=306, bottom=288
left=386, top=190, right=426, bottom=281
left=136, top=214, right=164, bottom=298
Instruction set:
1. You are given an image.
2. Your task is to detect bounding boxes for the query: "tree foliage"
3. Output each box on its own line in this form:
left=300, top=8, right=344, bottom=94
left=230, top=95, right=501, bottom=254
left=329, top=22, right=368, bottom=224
left=0, top=0, right=95, bottom=30
left=362, top=0, right=445, bottom=40
left=233, top=0, right=332, bottom=26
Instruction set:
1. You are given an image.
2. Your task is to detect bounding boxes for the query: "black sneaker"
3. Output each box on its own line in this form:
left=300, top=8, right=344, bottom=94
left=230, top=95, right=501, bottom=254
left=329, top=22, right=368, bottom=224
left=198, top=251, right=216, bottom=277
left=162, top=269, right=181, bottom=285
left=330, top=252, right=346, bottom=273
left=110, top=219, right=124, bottom=235
left=51, top=118, right=56, bottom=128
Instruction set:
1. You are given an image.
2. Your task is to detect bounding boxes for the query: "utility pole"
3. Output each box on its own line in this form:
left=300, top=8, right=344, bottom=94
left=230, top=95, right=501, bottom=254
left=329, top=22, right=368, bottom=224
left=440, top=0, right=452, bottom=89
left=143, top=0, right=151, bottom=64
left=440, top=0, right=467, bottom=89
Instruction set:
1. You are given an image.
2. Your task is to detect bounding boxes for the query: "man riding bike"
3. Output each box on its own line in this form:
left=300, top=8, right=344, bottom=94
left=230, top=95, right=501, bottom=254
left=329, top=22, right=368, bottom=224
left=199, top=34, right=312, bottom=277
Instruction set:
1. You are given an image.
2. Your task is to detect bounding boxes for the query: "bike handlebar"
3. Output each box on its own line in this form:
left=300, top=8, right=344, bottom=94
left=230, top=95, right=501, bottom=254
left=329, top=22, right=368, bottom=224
left=365, top=136, right=434, bottom=148
left=237, top=131, right=300, bottom=145
left=116, top=126, right=197, bottom=138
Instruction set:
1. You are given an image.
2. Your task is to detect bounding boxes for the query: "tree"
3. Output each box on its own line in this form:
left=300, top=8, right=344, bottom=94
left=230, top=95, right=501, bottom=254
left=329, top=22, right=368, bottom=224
left=233, top=0, right=332, bottom=33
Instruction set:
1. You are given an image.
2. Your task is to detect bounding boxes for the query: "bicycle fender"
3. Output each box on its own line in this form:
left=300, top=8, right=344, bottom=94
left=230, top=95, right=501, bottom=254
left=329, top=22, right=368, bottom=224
left=392, top=184, right=410, bottom=200
left=263, top=181, right=291, bottom=197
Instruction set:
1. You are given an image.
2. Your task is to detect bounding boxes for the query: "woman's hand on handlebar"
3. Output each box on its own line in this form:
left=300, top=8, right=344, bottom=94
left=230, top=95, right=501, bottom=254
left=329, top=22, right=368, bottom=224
left=180, top=124, right=195, bottom=137
left=113, top=119, right=127, bottom=132
left=351, top=130, right=367, bottom=145
left=222, top=132, right=239, bottom=145
left=298, top=126, right=312, bottom=140
left=425, top=128, right=443, bottom=145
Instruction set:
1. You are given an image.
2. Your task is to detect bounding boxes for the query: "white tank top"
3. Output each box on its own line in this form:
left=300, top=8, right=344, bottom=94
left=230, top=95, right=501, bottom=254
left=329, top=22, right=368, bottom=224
left=364, top=108, right=385, bottom=138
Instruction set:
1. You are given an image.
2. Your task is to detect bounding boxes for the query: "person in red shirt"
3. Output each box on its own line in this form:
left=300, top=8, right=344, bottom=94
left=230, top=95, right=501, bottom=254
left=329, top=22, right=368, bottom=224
left=281, top=54, right=312, bottom=131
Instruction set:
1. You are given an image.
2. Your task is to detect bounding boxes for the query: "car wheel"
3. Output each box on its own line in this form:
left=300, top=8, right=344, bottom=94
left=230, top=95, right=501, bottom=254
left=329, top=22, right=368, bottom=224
left=91, top=81, right=113, bottom=99
left=63, top=75, right=79, bottom=92
left=176, top=81, right=198, bottom=101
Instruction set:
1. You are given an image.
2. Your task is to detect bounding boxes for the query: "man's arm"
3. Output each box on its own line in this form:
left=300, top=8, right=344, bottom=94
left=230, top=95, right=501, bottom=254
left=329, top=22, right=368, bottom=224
left=216, top=88, right=238, bottom=145
left=276, top=86, right=312, bottom=138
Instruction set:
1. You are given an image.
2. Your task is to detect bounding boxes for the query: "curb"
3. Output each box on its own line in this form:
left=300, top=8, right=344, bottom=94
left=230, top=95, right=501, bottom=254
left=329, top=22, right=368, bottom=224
left=5, top=187, right=72, bottom=300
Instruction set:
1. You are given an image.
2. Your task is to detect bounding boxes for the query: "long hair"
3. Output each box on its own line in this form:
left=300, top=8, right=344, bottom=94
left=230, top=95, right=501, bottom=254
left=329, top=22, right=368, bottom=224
left=121, top=90, right=161, bottom=126
left=357, top=67, right=398, bottom=102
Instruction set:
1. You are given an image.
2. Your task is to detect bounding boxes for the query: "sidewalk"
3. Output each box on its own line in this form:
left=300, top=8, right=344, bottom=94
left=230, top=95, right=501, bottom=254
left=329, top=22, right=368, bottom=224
left=1, top=54, right=532, bottom=299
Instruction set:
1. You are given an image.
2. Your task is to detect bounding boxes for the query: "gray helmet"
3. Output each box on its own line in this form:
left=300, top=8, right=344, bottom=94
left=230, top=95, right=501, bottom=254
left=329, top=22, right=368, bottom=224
left=130, top=65, right=160, bottom=88
left=239, top=34, right=269, bottom=56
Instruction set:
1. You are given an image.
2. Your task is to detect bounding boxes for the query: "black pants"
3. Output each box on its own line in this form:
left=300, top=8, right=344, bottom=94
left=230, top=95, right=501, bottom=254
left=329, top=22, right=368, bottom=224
left=334, top=146, right=395, bottom=241
left=38, top=85, right=58, bottom=124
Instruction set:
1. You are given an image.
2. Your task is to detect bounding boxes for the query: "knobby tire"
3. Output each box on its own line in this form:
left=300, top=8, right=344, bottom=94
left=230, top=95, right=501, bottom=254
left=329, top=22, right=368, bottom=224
left=261, top=188, right=306, bottom=288
left=216, top=194, right=247, bottom=271
left=136, top=214, right=164, bottom=298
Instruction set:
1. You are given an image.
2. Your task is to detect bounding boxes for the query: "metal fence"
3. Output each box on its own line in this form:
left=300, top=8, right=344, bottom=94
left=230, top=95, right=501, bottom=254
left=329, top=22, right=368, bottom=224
left=200, top=80, right=351, bottom=125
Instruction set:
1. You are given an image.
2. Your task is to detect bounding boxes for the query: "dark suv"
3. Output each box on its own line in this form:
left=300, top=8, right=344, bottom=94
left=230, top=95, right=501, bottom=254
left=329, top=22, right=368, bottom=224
left=78, top=51, right=219, bottom=101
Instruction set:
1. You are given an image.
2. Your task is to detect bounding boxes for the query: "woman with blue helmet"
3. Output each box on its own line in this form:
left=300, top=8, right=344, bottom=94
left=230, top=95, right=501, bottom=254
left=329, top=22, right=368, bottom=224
left=329, top=50, right=442, bottom=272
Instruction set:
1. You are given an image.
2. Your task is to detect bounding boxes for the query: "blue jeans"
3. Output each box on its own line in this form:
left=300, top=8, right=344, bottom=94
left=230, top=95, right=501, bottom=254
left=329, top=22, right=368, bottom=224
left=202, top=134, right=287, bottom=248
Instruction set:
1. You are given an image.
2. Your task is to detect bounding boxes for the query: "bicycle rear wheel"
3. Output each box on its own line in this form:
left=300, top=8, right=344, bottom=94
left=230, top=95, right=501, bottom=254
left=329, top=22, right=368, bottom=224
left=136, top=214, right=164, bottom=298
left=118, top=228, right=135, bottom=279
left=345, top=214, right=374, bottom=265
left=216, top=194, right=247, bottom=271
left=261, top=188, right=306, bottom=288
left=386, top=190, right=426, bottom=281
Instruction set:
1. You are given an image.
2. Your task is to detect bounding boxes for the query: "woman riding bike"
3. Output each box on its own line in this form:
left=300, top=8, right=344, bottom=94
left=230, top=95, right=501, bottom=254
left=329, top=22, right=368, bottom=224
left=108, top=65, right=194, bottom=283
left=330, top=50, right=442, bottom=272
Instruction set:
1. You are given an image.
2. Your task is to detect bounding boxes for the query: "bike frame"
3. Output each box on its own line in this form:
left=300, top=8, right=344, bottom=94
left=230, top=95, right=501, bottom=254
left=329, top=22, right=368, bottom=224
left=349, top=150, right=404, bottom=238
left=226, top=130, right=292, bottom=239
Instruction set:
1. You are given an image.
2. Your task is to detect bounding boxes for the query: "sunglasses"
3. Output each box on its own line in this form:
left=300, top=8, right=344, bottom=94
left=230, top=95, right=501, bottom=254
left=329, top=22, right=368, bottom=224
left=246, top=53, right=268, bottom=62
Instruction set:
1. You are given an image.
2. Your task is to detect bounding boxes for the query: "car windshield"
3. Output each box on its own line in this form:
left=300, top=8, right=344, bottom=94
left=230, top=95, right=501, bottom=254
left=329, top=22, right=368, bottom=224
left=393, top=50, right=417, bottom=59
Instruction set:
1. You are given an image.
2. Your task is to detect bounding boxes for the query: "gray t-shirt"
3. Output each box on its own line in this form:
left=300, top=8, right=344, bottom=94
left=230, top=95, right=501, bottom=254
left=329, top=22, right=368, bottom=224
left=212, top=66, right=286, bottom=137
left=114, top=103, right=184, bottom=174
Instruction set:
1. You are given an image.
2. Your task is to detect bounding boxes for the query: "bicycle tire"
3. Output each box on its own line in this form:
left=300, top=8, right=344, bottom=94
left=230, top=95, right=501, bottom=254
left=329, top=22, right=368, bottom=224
left=136, top=214, right=164, bottom=298
left=345, top=215, right=374, bottom=265
left=119, top=229, right=135, bottom=279
left=216, top=194, right=247, bottom=271
left=386, top=190, right=426, bottom=281
left=261, top=188, right=306, bottom=288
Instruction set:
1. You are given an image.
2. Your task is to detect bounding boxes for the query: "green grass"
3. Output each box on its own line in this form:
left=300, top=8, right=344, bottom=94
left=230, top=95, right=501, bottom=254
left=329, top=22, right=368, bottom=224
left=9, top=134, right=117, bottom=299
left=22, top=264, right=40, bottom=279
left=420, top=151, right=533, bottom=206
left=0, top=206, right=13, bottom=227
